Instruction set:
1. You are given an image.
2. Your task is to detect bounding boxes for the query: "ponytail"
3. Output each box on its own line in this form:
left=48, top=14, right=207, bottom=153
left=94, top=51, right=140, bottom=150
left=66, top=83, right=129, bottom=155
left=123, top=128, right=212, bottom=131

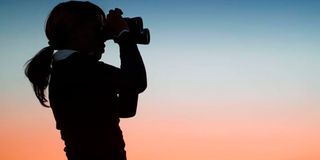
left=25, top=46, right=54, bottom=107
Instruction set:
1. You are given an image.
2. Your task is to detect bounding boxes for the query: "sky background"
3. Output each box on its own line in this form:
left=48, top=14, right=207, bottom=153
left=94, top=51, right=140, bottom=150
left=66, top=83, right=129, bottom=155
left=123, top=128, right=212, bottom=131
left=1, top=0, right=320, bottom=160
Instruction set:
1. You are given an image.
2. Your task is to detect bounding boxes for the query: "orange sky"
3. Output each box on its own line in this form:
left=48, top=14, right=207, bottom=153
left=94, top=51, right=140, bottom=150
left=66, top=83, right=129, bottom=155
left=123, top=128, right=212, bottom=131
left=1, top=103, right=319, bottom=160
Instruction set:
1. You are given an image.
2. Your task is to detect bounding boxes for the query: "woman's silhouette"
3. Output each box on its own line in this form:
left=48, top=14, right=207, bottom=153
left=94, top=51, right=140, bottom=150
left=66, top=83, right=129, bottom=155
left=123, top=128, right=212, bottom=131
left=24, top=1, right=147, bottom=160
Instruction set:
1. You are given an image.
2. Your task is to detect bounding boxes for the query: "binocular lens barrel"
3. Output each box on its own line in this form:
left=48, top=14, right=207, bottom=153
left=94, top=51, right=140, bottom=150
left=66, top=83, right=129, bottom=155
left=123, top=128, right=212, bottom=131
left=138, top=28, right=150, bottom=44
left=124, top=17, right=150, bottom=45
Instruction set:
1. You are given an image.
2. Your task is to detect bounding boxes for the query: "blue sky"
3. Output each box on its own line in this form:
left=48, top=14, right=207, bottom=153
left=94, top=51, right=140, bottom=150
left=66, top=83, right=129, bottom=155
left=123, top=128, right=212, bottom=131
left=0, top=0, right=319, bottom=115
left=1, top=0, right=319, bottom=109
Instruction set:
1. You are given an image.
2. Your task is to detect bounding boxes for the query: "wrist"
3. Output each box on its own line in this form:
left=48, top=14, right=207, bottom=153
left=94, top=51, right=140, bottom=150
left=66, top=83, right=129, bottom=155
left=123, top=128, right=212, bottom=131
left=117, top=29, right=129, bottom=38
left=114, top=30, right=133, bottom=44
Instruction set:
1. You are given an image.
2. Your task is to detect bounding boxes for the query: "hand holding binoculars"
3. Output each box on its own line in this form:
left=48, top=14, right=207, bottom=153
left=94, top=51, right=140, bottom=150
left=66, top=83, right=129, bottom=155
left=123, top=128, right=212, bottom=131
left=104, top=8, right=150, bottom=45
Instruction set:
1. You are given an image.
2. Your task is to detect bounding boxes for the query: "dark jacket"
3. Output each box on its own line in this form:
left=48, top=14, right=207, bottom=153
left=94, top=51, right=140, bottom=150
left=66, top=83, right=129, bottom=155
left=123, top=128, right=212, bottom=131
left=48, top=34, right=147, bottom=159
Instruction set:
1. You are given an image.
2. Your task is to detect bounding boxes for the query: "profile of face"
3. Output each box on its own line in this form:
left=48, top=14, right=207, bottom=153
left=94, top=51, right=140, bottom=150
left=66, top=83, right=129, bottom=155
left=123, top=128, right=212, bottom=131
left=45, top=1, right=107, bottom=60
left=71, top=14, right=107, bottom=59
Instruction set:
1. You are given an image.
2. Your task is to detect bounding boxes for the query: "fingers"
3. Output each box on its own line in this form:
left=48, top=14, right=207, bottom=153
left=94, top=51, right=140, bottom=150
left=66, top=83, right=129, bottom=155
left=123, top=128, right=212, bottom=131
left=105, top=8, right=129, bottom=37
left=108, top=8, right=123, bottom=17
left=115, top=8, right=123, bottom=15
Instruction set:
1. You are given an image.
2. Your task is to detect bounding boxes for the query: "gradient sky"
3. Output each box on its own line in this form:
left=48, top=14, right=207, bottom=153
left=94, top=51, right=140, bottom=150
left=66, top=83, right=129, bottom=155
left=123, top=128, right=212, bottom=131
left=1, top=0, right=320, bottom=160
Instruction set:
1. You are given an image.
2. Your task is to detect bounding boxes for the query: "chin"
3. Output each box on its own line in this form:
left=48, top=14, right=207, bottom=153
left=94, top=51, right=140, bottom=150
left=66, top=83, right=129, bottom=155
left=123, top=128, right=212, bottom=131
left=97, top=51, right=104, bottom=59
left=97, top=47, right=105, bottom=54
left=97, top=55, right=102, bottom=60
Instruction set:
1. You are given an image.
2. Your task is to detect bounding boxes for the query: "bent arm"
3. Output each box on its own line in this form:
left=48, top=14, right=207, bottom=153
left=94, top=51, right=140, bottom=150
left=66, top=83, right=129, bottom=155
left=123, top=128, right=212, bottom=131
left=117, top=32, right=147, bottom=118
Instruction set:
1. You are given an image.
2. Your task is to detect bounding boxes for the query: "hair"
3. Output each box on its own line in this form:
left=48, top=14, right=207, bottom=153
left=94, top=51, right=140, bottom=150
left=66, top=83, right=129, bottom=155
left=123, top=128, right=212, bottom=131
left=25, top=1, right=105, bottom=107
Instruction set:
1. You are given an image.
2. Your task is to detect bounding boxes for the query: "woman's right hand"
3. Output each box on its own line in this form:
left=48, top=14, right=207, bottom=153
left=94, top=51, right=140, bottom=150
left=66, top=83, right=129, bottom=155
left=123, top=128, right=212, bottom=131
left=105, top=8, right=129, bottom=38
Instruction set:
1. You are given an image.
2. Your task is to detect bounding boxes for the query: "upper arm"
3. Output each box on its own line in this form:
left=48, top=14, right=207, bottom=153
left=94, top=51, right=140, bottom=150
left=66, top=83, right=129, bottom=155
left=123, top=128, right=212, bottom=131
left=99, top=63, right=140, bottom=118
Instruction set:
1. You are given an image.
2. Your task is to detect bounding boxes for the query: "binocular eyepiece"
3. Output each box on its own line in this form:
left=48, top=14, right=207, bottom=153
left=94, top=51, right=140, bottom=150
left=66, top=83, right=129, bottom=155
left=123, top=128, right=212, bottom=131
left=105, top=17, right=150, bottom=45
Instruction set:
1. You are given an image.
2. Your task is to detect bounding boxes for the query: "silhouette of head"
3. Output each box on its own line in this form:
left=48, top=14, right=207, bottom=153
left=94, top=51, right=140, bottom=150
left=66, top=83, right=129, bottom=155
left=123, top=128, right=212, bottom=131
left=25, top=1, right=108, bottom=107
left=46, top=1, right=106, bottom=56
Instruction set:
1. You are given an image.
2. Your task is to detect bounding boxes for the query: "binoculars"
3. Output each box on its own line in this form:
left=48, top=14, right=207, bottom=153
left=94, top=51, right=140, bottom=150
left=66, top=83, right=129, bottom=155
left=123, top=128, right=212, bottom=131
left=105, top=17, right=150, bottom=45
left=124, top=17, right=150, bottom=45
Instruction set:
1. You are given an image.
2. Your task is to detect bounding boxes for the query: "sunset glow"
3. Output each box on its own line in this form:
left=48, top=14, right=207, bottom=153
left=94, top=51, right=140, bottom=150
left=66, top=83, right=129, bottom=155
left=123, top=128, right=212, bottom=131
left=1, top=0, right=320, bottom=160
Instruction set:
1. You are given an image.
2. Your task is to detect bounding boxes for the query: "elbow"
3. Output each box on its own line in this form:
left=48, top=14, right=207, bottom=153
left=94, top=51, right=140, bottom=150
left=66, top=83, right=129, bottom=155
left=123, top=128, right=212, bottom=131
left=118, top=93, right=138, bottom=118
left=137, top=81, right=147, bottom=93
left=119, top=105, right=137, bottom=118
left=120, top=111, right=136, bottom=118
left=136, top=75, right=147, bottom=93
